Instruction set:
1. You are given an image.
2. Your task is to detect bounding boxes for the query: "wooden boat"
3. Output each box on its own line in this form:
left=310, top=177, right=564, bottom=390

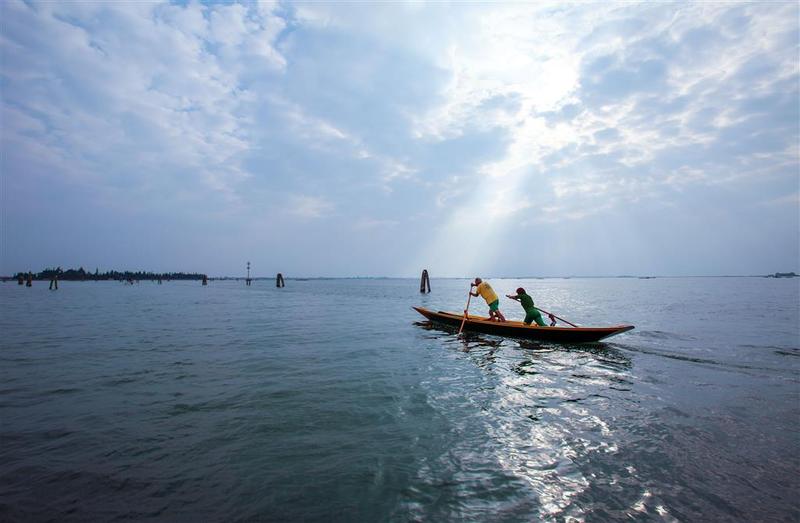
left=413, top=307, right=634, bottom=343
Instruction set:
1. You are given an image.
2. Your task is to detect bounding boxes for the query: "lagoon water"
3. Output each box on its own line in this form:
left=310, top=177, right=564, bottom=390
left=1, top=277, right=798, bottom=521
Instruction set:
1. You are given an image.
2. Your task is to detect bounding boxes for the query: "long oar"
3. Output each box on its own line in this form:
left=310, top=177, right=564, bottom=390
left=458, top=289, right=473, bottom=335
left=534, top=306, right=578, bottom=328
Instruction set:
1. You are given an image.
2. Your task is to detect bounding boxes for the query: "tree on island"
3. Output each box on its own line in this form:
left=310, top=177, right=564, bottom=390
left=13, top=267, right=206, bottom=281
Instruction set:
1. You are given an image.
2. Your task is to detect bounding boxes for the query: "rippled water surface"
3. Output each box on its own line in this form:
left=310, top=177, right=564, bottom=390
left=1, top=277, right=798, bottom=521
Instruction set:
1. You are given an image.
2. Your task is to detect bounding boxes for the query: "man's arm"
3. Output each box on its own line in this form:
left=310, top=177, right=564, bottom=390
left=506, top=294, right=520, bottom=301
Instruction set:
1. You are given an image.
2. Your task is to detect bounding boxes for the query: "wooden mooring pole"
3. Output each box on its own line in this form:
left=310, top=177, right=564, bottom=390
left=420, top=269, right=431, bottom=293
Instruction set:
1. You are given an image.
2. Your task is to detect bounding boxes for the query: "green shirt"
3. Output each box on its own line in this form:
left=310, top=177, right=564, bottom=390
left=517, top=293, right=535, bottom=312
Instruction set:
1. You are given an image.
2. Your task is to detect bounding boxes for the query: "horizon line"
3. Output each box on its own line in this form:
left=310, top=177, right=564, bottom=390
left=7, top=274, right=795, bottom=280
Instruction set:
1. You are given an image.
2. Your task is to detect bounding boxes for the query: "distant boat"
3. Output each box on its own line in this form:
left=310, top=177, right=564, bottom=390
left=413, top=307, right=634, bottom=343
left=766, top=272, right=798, bottom=278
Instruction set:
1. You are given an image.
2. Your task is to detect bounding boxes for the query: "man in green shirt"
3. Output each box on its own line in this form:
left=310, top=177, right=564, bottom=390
left=506, top=287, right=547, bottom=326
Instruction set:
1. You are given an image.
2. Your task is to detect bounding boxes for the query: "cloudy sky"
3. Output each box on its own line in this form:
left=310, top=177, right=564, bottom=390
left=1, top=1, right=798, bottom=277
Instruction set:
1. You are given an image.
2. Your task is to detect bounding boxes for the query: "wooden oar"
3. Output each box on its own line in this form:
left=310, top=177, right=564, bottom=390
left=458, top=289, right=473, bottom=335
left=534, top=306, right=578, bottom=328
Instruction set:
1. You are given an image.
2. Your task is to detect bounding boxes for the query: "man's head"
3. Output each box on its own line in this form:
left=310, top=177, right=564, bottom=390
left=474, top=278, right=482, bottom=285
left=516, top=287, right=526, bottom=296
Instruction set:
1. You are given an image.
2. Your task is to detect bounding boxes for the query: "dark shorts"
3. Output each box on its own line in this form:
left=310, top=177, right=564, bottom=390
left=488, top=299, right=500, bottom=312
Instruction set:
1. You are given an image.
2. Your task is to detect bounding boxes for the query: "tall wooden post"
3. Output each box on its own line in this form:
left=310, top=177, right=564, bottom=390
left=276, top=273, right=285, bottom=288
left=420, top=269, right=431, bottom=293
left=246, top=261, right=251, bottom=286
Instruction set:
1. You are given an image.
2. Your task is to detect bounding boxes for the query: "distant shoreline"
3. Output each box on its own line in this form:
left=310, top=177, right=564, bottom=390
left=2, top=274, right=797, bottom=282
left=6, top=268, right=206, bottom=283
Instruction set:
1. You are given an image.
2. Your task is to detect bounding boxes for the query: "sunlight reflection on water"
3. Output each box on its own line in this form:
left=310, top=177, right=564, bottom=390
left=1, top=277, right=798, bottom=521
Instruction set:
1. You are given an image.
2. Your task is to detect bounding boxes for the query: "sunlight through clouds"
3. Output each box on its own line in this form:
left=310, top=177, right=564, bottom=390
left=407, top=2, right=798, bottom=276
left=1, top=1, right=797, bottom=275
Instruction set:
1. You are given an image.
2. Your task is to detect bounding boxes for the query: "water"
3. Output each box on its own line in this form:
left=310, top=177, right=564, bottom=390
left=1, top=277, right=798, bottom=521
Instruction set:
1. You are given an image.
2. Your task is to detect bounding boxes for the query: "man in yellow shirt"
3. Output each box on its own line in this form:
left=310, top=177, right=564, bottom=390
left=470, top=278, right=506, bottom=322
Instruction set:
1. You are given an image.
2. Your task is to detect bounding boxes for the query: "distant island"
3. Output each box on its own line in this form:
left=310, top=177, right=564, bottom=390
left=10, top=267, right=206, bottom=281
left=3, top=270, right=799, bottom=282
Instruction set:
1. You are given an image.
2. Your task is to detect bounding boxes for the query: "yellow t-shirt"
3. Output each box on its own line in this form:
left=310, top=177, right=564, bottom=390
left=476, top=281, right=498, bottom=305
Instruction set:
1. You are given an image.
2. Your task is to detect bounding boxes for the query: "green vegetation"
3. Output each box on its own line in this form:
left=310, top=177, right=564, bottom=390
left=13, top=267, right=205, bottom=281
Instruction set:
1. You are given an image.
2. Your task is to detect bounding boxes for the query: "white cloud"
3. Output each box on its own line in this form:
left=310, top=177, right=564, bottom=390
left=2, top=1, right=797, bottom=276
left=404, top=2, right=798, bottom=274
left=1, top=1, right=287, bottom=205
left=210, top=4, right=249, bottom=46
left=265, top=94, right=418, bottom=192
left=288, top=195, right=333, bottom=219
left=381, top=159, right=417, bottom=188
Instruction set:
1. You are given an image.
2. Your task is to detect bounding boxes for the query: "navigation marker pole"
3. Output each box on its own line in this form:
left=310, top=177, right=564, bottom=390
left=420, top=269, right=431, bottom=293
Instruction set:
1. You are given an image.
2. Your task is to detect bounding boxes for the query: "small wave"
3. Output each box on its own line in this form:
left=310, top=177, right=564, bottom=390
left=632, top=330, right=695, bottom=341
left=741, top=344, right=788, bottom=350
left=623, top=346, right=792, bottom=374
left=563, top=393, right=610, bottom=404
left=0, top=387, right=24, bottom=395
left=738, top=344, right=800, bottom=358
left=623, top=346, right=735, bottom=368
left=170, top=402, right=204, bottom=414
left=0, top=429, right=74, bottom=449
left=44, top=388, right=82, bottom=395
left=101, top=377, right=139, bottom=386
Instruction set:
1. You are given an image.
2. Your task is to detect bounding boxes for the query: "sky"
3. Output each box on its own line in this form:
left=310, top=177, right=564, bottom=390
left=1, top=1, right=798, bottom=277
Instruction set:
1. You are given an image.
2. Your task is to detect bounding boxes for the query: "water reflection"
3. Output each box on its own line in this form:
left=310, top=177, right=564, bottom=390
left=415, top=320, right=632, bottom=368
left=414, top=319, right=636, bottom=520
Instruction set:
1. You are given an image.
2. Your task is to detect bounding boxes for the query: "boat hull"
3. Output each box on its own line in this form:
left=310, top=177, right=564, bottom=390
left=413, top=307, right=634, bottom=343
